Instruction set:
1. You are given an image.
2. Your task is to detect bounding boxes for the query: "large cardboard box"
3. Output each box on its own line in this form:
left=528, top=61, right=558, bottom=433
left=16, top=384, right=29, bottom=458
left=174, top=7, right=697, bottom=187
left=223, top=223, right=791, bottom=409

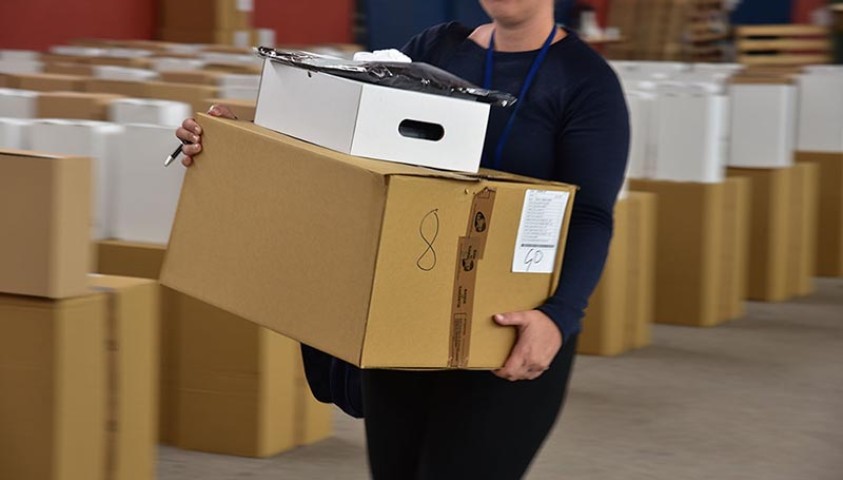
left=0, top=150, right=90, bottom=298
left=161, top=0, right=252, bottom=31
left=625, top=191, right=657, bottom=349
left=254, top=60, right=490, bottom=173
left=577, top=199, right=630, bottom=356
left=142, top=81, right=219, bottom=115
left=796, top=152, right=843, bottom=277
left=0, top=275, right=158, bottom=480
left=726, top=167, right=793, bottom=302
left=161, top=115, right=577, bottom=369
left=9, top=73, right=87, bottom=92
left=718, top=177, right=751, bottom=321
left=796, top=73, right=843, bottom=152
left=84, top=78, right=147, bottom=97
left=629, top=179, right=725, bottom=327
left=787, top=162, right=820, bottom=295
left=96, top=240, right=332, bottom=453
left=36, top=92, right=124, bottom=120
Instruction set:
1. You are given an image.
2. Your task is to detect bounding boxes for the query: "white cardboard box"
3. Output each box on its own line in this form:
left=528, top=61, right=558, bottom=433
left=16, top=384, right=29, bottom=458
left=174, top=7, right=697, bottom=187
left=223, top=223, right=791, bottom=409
left=108, top=98, right=192, bottom=128
left=254, top=60, right=490, bottom=173
left=729, top=83, right=796, bottom=168
left=0, top=89, right=37, bottom=118
left=93, top=65, right=160, bottom=82
left=0, top=59, right=43, bottom=75
left=151, top=57, right=207, bottom=72
left=104, top=48, right=154, bottom=59
left=49, top=46, right=105, bottom=57
left=796, top=73, right=843, bottom=153
left=220, top=85, right=258, bottom=101
left=112, top=125, right=185, bottom=244
left=0, top=118, right=31, bottom=150
left=654, top=87, right=726, bottom=183
left=624, top=91, right=657, bottom=180
left=692, top=63, right=744, bottom=74
left=29, top=120, right=125, bottom=239
left=0, top=50, right=40, bottom=61
left=219, top=74, right=260, bottom=89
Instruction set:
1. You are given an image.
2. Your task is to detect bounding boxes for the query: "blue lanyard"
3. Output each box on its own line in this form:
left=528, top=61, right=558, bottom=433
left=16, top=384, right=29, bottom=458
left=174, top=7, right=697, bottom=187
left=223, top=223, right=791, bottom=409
left=484, top=25, right=557, bottom=169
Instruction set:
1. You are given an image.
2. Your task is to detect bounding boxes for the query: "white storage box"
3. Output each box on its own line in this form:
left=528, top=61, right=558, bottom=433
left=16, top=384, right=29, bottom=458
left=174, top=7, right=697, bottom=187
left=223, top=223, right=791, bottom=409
left=624, top=92, right=657, bottom=179
left=653, top=86, right=726, bottom=183
left=49, top=46, right=105, bottom=57
left=93, top=65, right=160, bottom=82
left=0, top=118, right=31, bottom=150
left=151, top=57, right=207, bottom=72
left=692, top=63, right=744, bottom=74
left=112, top=125, right=185, bottom=244
left=104, top=48, right=154, bottom=58
left=29, top=120, right=124, bottom=239
left=0, top=60, right=43, bottom=75
left=729, top=82, right=796, bottom=168
left=220, top=74, right=260, bottom=89
left=0, top=89, right=37, bottom=118
left=796, top=73, right=843, bottom=153
left=0, top=50, right=40, bottom=61
left=108, top=98, right=191, bottom=128
left=201, top=52, right=261, bottom=66
left=220, top=85, right=258, bottom=101
left=254, top=60, right=490, bottom=173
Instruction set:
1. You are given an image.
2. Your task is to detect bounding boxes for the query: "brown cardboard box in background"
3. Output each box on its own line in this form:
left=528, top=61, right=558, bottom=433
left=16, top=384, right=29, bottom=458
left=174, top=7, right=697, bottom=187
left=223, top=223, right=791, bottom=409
left=0, top=150, right=90, bottom=299
left=578, top=199, right=630, bottom=356
left=142, top=82, right=219, bottom=115
left=161, top=0, right=252, bottom=31
left=202, top=62, right=262, bottom=75
left=0, top=275, right=158, bottom=480
left=8, top=73, right=88, bottom=92
left=718, top=177, right=751, bottom=321
left=727, top=167, right=793, bottom=302
left=37, top=92, right=125, bottom=120
left=86, top=56, right=153, bottom=69
left=796, top=152, right=843, bottom=277
left=41, top=53, right=94, bottom=65
left=161, top=115, right=577, bottom=369
left=205, top=98, right=256, bottom=121
left=625, top=191, right=657, bottom=350
left=787, top=162, right=819, bottom=296
left=174, top=296, right=298, bottom=457
left=84, top=78, right=147, bottom=97
left=159, top=28, right=257, bottom=46
left=161, top=70, right=222, bottom=86
left=44, top=62, right=97, bottom=77
left=629, top=179, right=725, bottom=327
left=0, top=73, right=10, bottom=88
left=95, top=240, right=332, bottom=454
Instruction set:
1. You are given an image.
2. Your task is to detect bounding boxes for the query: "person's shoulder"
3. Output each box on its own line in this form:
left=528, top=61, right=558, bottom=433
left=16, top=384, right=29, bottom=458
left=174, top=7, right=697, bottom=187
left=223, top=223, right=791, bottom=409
left=548, top=33, right=623, bottom=91
left=400, top=22, right=474, bottom=62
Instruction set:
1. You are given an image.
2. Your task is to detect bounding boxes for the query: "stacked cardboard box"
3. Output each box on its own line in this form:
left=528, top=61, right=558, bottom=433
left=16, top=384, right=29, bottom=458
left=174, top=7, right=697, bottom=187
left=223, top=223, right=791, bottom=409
left=96, top=240, right=333, bottom=455
left=0, top=150, right=158, bottom=480
left=159, top=0, right=260, bottom=47
left=796, top=152, right=843, bottom=277
left=578, top=192, right=657, bottom=356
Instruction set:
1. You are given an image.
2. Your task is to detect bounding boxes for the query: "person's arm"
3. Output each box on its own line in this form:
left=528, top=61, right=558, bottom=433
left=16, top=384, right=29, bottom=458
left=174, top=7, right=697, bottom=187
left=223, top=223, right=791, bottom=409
left=537, top=70, right=631, bottom=343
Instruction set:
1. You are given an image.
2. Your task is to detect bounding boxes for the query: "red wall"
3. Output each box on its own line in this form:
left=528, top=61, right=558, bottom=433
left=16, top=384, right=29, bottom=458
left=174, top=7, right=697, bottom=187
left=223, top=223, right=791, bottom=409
left=792, top=0, right=828, bottom=23
left=254, top=0, right=354, bottom=45
left=0, top=0, right=157, bottom=51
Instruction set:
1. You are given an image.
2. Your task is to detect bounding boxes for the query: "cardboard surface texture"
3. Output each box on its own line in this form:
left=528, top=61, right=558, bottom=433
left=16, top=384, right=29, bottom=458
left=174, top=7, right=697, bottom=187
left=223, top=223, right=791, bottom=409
left=161, top=115, right=576, bottom=369
left=796, top=152, right=843, bottom=277
left=0, top=150, right=91, bottom=298
left=84, top=78, right=147, bottom=97
left=8, top=73, right=88, bottom=92
left=0, top=274, right=158, bottom=480
left=726, top=168, right=793, bottom=302
left=142, top=82, right=218, bottom=115
left=37, top=92, right=124, bottom=121
left=787, top=162, right=820, bottom=295
left=254, top=60, right=490, bottom=173
left=629, top=179, right=725, bottom=327
left=96, top=240, right=332, bottom=454
left=718, top=177, right=751, bottom=321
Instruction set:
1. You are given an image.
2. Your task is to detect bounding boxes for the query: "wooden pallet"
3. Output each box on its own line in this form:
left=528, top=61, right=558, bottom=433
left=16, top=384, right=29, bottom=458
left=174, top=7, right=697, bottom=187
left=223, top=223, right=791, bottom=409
left=736, top=24, right=831, bottom=66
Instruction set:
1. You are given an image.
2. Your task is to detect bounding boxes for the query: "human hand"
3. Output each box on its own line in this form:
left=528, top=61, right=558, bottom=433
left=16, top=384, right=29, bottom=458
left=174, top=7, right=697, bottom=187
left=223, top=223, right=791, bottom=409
left=175, top=104, right=237, bottom=167
left=493, top=310, right=562, bottom=381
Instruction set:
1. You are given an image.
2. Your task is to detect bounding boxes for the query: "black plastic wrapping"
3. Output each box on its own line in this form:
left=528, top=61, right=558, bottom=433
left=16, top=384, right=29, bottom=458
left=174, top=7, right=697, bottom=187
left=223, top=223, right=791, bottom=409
left=255, top=46, right=517, bottom=108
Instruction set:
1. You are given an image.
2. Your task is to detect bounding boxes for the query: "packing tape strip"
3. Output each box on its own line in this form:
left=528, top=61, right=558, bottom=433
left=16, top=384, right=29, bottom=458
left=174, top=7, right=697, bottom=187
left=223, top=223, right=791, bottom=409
left=91, top=286, right=120, bottom=480
left=448, top=187, right=496, bottom=368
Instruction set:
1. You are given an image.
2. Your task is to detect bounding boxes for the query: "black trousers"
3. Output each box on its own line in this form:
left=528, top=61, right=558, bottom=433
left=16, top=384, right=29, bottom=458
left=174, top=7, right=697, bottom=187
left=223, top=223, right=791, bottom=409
left=362, top=335, right=578, bottom=480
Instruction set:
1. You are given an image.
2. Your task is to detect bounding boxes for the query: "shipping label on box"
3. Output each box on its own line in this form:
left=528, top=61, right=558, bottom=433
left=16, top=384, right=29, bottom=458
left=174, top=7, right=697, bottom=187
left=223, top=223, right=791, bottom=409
left=254, top=60, right=490, bottom=173
left=161, top=115, right=576, bottom=369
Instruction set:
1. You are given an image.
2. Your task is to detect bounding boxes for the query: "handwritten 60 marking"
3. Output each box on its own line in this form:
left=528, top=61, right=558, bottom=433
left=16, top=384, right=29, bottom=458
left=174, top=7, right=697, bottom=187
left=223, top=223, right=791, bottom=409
left=523, top=248, right=544, bottom=272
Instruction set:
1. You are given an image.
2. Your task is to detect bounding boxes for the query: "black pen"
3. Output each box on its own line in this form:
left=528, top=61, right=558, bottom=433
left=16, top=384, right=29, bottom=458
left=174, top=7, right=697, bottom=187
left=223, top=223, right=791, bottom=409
left=164, top=141, right=188, bottom=167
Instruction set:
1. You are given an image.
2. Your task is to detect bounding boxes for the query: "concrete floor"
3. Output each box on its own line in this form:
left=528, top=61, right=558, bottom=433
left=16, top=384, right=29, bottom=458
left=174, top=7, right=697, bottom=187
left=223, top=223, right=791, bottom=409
left=158, top=278, right=843, bottom=479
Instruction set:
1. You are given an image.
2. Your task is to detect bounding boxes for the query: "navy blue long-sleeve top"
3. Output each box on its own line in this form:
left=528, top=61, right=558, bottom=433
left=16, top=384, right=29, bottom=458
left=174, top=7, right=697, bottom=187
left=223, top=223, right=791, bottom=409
left=402, top=23, right=630, bottom=342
